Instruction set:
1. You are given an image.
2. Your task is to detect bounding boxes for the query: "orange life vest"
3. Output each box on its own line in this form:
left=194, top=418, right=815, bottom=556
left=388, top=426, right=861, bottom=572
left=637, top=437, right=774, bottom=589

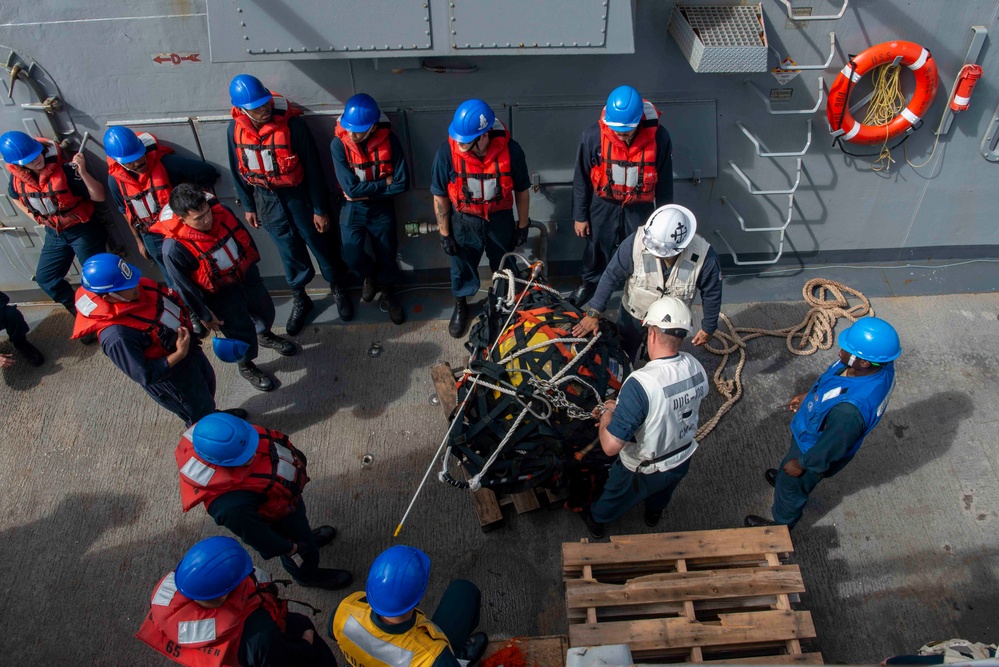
left=135, top=570, right=287, bottom=667
left=107, top=131, right=174, bottom=233
left=175, top=424, right=310, bottom=522
left=334, top=115, right=394, bottom=183
left=71, top=277, right=190, bottom=358
left=231, top=94, right=305, bottom=189
left=589, top=100, right=661, bottom=205
left=5, top=138, right=94, bottom=231
left=159, top=196, right=261, bottom=294
left=446, top=120, right=515, bottom=220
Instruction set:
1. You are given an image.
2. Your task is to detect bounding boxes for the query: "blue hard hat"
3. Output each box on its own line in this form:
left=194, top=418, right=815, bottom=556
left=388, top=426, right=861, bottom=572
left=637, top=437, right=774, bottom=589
left=604, top=85, right=644, bottom=130
left=448, top=99, right=495, bottom=144
left=838, top=317, right=901, bottom=363
left=191, top=413, right=259, bottom=467
left=366, top=545, right=431, bottom=617
left=340, top=93, right=381, bottom=133
left=81, top=253, right=141, bottom=293
left=104, top=126, right=147, bottom=164
left=229, top=74, right=273, bottom=110
left=213, top=336, right=251, bottom=363
left=175, top=536, right=253, bottom=601
left=0, top=131, right=43, bottom=165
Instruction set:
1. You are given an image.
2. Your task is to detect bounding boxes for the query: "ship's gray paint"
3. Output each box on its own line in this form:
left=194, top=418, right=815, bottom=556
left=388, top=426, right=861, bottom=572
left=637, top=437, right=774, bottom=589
left=0, top=0, right=998, bottom=295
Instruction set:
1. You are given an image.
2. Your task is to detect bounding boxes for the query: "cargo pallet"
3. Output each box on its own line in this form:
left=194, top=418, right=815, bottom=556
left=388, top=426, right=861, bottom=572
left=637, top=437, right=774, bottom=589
left=562, top=526, right=823, bottom=664
left=431, top=362, right=567, bottom=531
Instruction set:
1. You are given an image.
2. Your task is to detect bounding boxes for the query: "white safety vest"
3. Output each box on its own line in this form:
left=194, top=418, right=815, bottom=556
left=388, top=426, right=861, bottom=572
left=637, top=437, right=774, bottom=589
left=621, top=233, right=710, bottom=321
left=617, top=353, right=708, bottom=474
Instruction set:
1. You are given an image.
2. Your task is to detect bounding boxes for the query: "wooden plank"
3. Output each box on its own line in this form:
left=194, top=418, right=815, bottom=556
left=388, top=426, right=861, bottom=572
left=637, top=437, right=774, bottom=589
left=430, top=363, right=458, bottom=414
left=511, top=490, right=542, bottom=513
left=470, top=487, right=504, bottom=529
left=568, top=610, right=816, bottom=652
left=582, top=562, right=597, bottom=625
left=676, top=559, right=704, bottom=663
left=766, top=552, right=803, bottom=656
left=702, top=652, right=824, bottom=664
left=563, top=527, right=794, bottom=572
left=565, top=566, right=805, bottom=609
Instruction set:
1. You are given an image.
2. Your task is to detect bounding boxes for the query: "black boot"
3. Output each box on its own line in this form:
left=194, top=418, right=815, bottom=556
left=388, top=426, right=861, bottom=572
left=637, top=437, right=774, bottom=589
left=765, top=468, right=778, bottom=488
left=744, top=515, right=778, bottom=527
left=218, top=407, right=249, bottom=420
left=286, top=290, right=313, bottom=336
left=331, top=284, right=354, bottom=321
left=258, top=331, right=297, bottom=356
left=361, top=276, right=377, bottom=303
left=448, top=298, right=468, bottom=338
left=580, top=509, right=606, bottom=539
left=459, top=632, right=489, bottom=667
left=238, top=361, right=275, bottom=392
left=294, top=568, right=353, bottom=591
left=11, top=338, right=44, bottom=366
left=384, top=288, right=405, bottom=325
left=313, top=525, right=337, bottom=548
left=568, top=281, right=597, bottom=307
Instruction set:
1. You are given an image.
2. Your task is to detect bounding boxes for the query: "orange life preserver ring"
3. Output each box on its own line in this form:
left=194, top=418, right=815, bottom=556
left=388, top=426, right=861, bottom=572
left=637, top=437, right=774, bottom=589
left=826, top=41, right=939, bottom=145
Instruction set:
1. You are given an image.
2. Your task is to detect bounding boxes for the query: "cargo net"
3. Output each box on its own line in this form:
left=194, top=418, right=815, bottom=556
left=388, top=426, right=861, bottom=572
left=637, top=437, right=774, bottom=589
left=438, top=255, right=631, bottom=499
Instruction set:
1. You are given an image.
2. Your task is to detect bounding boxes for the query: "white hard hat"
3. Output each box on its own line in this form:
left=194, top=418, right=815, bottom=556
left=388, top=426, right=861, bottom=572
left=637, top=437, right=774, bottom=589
left=642, top=204, right=697, bottom=258
left=642, top=296, right=694, bottom=336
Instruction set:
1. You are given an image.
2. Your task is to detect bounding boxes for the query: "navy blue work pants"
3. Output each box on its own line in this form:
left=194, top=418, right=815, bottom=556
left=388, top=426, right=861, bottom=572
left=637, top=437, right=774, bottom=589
left=580, top=197, right=653, bottom=285
left=36, top=221, right=107, bottom=311
left=254, top=189, right=346, bottom=292
left=590, top=457, right=692, bottom=524
left=139, top=231, right=174, bottom=289
left=430, top=580, right=482, bottom=651
left=276, top=499, right=323, bottom=582
left=144, top=346, right=217, bottom=427
left=449, top=211, right=515, bottom=299
left=0, top=291, right=29, bottom=342
left=203, top=265, right=275, bottom=363
left=340, top=201, right=399, bottom=286
left=771, top=439, right=854, bottom=528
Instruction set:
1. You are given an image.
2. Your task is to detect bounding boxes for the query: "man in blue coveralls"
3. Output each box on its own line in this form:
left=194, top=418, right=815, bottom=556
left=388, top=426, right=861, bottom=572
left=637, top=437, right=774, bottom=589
left=226, top=74, right=353, bottom=335
left=331, top=93, right=410, bottom=324
left=745, top=317, right=900, bottom=528
left=431, top=99, right=532, bottom=338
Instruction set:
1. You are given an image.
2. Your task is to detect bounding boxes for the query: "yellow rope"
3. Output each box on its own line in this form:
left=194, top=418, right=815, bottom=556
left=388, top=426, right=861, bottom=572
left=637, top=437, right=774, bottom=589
left=862, top=64, right=907, bottom=172
left=695, top=278, right=873, bottom=441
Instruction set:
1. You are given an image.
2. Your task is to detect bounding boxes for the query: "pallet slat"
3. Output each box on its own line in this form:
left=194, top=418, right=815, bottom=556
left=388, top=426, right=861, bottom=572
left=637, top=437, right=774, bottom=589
left=566, top=566, right=805, bottom=610
left=564, top=527, right=793, bottom=571
left=702, top=652, right=825, bottom=664
left=568, top=610, right=816, bottom=653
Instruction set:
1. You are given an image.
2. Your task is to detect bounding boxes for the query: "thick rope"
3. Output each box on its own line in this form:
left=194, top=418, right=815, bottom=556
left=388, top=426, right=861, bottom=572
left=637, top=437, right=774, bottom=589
left=695, top=278, right=872, bottom=441
left=862, top=63, right=906, bottom=173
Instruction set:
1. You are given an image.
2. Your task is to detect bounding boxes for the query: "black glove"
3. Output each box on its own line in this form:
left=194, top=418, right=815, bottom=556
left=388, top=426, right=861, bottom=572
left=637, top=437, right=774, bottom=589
left=440, top=233, right=459, bottom=257
left=514, top=223, right=530, bottom=247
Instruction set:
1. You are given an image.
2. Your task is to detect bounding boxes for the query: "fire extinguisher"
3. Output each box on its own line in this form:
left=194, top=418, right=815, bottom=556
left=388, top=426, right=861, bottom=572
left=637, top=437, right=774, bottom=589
left=950, top=64, right=983, bottom=112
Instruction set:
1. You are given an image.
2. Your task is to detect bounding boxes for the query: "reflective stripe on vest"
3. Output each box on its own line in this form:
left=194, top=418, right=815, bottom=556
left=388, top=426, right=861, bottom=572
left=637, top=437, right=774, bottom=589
left=622, top=234, right=709, bottom=320
left=180, top=457, right=216, bottom=486
left=211, top=237, right=241, bottom=273
left=274, top=443, right=297, bottom=482
left=178, top=619, right=217, bottom=645
left=75, top=293, right=100, bottom=317
left=153, top=572, right=178, bottom=606
left=342, top=615, right=415, bottom=667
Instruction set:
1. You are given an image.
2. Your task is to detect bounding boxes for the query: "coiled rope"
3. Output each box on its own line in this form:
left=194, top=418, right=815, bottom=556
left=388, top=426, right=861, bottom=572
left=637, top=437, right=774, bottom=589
left=695, top=278, right=872, bottom=441
left=862, top=64, right=907, bottom=172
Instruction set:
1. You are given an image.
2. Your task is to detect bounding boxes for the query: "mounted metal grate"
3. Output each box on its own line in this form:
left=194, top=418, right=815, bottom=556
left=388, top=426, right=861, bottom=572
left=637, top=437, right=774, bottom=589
left=669, top=3, right=768, bottom=73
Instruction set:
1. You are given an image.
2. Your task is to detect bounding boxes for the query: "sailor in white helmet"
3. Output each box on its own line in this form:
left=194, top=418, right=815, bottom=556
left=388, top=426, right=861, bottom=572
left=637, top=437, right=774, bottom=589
left=581, top=296, right=709, bottom=538
left=572, top=204, right=722, bottom=362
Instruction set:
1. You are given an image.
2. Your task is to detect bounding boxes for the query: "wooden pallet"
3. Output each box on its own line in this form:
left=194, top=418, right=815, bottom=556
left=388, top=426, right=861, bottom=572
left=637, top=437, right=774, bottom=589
left=481, top=635, right=568, bottom=667
left=562, top=526, right=823, bottom=664
left=430, top=362, right=566, bottom=531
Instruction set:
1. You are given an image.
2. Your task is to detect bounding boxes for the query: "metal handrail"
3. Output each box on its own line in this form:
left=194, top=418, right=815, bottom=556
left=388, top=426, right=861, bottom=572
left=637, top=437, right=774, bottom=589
left=720, top=195, right=794, bottom=233
left=776, top=32, right=837, bottom=70
left=747, top=77, right=825, bottom=115
left=776, top=0, right=849, bottom=21
left=729, top=158, right=802, bottom=196
left=715, top=229, right=788, bottom=265
left=737, top=120, right=812, bottom=157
